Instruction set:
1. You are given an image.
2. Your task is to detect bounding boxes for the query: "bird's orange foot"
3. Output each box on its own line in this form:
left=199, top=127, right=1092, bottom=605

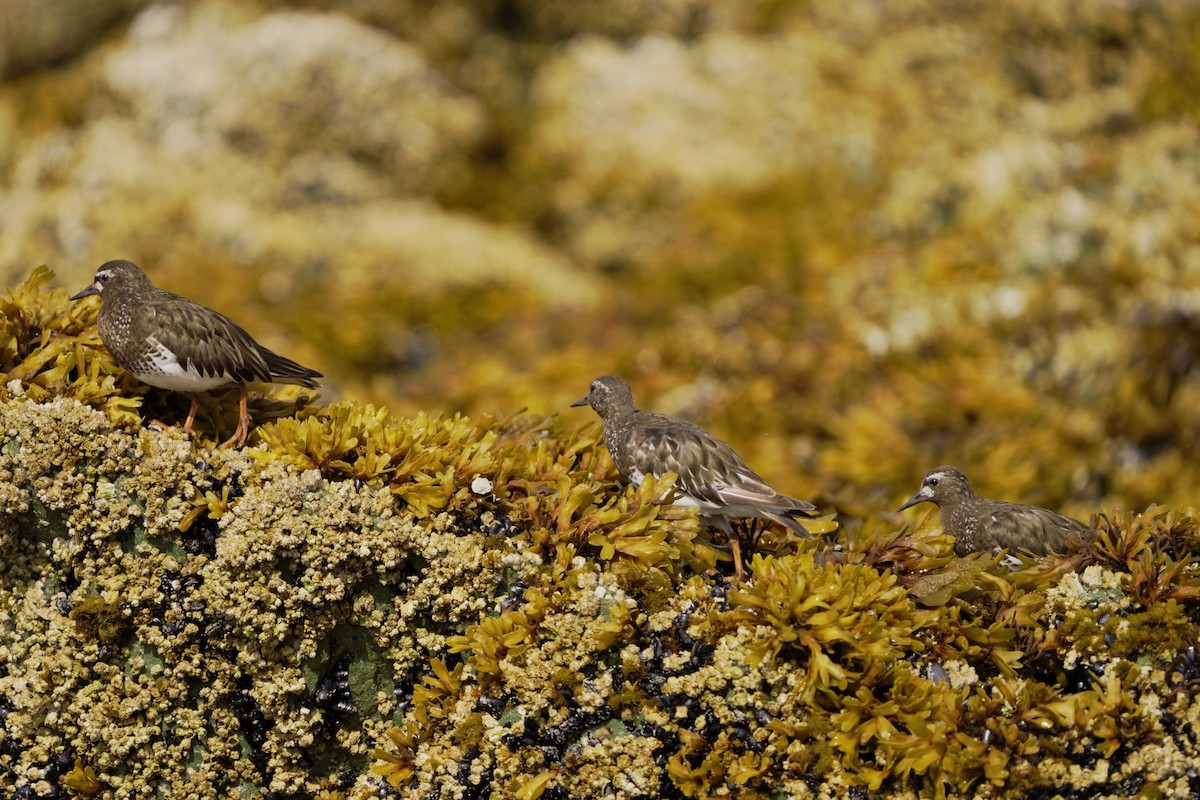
left=219, top=420, right=249, bottom=449
left=219, top=389, right=251, bottom=448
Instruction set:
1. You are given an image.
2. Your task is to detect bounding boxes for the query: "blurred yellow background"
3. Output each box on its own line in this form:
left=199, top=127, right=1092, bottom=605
left=2, top=0, right=1197, bottom=518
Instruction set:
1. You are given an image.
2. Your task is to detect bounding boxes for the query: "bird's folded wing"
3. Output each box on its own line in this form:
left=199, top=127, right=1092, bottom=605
left=629, top=420, right=798, bottom=510
left=144, top=300, right=273, bottom=384
left=985, top=503, right=1085, bottom=554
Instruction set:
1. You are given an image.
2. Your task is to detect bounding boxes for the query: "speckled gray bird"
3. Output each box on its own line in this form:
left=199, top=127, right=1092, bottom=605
left=898, top=465, right=1087, bottom=556
left=572, top=375, right=816, bottom=580
left=71, top=259, right=321, bottom=447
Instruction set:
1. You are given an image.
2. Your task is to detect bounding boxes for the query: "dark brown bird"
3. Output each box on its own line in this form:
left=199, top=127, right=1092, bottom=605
left=572, top=375, right=816, bottom=580
left=70, top=259, right=321, bottom=447
left=898, top=465, right=1087, bottom=556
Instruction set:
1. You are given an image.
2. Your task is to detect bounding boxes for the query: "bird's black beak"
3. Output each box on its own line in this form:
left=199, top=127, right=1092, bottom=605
left=70, top=283, right=99, bottom=301
left=570, top=394, right=590, bottom=408
left=898, top=490, right=929, bottom=513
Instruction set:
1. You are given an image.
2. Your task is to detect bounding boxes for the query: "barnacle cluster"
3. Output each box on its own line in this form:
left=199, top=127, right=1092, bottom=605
left=4, top=0, right=1198, bottom=521
left=370, top=506, right=1200, bottom=799
left=1, top=274, right=1200, bottom=798
left=251, top=400, right=715, bottom=577
left=3, top=0, right=1200, bottom=796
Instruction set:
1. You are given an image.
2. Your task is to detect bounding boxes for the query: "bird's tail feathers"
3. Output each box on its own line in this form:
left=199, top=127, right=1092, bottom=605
left=261, top=348, right=322, bottom=388
left=781, top=503, right=816, bottom=521
left=765, top=510, right=814, bottom=537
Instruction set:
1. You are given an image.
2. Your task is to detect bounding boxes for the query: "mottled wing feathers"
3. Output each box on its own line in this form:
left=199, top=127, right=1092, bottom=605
left=623, top=413, right=815, bottom=517
left=143, top=296, right=319, bottom=387
left=978, top=501, right=1088, bottom=556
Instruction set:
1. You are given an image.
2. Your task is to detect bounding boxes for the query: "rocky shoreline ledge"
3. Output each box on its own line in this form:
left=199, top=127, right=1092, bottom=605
left=2, top=273, right=1199, bottom=799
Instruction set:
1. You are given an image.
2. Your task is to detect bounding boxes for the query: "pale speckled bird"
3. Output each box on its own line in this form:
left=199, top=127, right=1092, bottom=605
left=71, top=259, right=321, bottom=448
left=572, top=375, right=816, bottom=580
left=898, top=465, right=1088, bottom=556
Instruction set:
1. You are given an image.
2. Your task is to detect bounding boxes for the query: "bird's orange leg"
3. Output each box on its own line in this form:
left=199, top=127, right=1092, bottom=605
left=729, top=534, right=745, bottom=583
left=219, top=387, right=250, bottom=448
left=182, top=396, right=200, bottom=437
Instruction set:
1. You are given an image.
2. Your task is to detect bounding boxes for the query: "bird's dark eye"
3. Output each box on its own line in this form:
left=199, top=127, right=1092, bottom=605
left=98, top=272, right=111, bottom=282
left=928, top=477, right=939, bottom=486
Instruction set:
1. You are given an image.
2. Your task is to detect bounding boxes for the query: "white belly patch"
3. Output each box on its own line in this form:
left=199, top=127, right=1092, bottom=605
left=135, top=336, right=231, bottom=392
